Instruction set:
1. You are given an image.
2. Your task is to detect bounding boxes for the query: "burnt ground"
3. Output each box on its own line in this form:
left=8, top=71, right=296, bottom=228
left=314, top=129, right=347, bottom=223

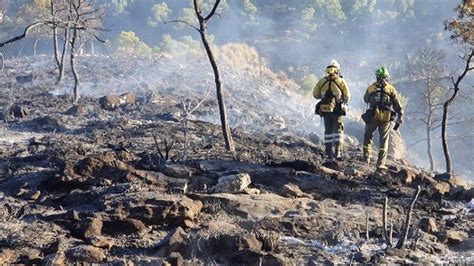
left=0, top=56, right=473, bottom=265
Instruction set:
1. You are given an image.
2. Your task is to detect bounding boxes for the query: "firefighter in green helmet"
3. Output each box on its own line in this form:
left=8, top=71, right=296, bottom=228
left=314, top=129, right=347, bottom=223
left=313, top=59, right=351, bottom=160
left=361, top=67, right=403, bottom=170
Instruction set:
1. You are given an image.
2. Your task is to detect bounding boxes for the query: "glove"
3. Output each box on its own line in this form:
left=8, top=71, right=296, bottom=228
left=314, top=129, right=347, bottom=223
left=396, top=116, right=403, bottom=124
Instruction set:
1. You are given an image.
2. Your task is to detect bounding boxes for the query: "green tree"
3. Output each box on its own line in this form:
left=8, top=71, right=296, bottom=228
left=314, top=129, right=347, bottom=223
left=148, top=2, right=171, bottom=27
left=115, top=31, right=151, bottom=56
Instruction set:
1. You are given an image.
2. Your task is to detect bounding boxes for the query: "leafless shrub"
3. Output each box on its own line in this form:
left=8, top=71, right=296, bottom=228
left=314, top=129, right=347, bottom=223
left=152, top=133, right=175, bottom=161
left=179, top=87, right=210, bottom=163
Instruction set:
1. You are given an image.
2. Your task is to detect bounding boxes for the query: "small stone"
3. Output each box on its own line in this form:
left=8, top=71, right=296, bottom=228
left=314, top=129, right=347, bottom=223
left=434, top=182, right=451, bottom=195
left=418, top=217, right=438, bottom=234
left=211, top=173, right=252, bottom=193
left=30, top=190, right=41, bottom=200
left=353, top=251, right=371, bottom=263
left=165, top=252, right=184, bottom=266
left=343, top=168, right=359, bottom=176
left=397, top=169, right=418, bottom=184
left=281, top=183, right=304, bottom=197
left=86, top=236, right=115, bottom=250
left=244, top=188, right=261, bottom=195
left=386, top=247, right=408, bottom=258
left=66, top=245, right=106, bottom=263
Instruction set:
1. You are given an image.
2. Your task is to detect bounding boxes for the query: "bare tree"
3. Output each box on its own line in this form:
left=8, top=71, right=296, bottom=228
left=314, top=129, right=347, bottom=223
left=406, top=48, right=448, bottom=171
left=194, top=0, right=235, bottom=152
left=67, top=0, right=105, bottom=104
left=0, top=0, right=104, bottom=104
left=50, top=0, right=70, bottom=83
left=168, top=0, right=235, bottom=152
left=440, top=51, right=473, bottom=175
left=179, top=88, right=211, bottom=163
left=442, top=0, right=474, bottom=175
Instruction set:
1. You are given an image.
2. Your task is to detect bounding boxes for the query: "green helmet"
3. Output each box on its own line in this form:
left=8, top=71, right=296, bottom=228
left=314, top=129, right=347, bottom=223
left=375, top=67, right=390, bottom=79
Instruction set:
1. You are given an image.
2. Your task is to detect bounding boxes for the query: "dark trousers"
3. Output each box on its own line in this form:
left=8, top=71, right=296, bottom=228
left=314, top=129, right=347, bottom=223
left=323, top=114, right=344, bottom=157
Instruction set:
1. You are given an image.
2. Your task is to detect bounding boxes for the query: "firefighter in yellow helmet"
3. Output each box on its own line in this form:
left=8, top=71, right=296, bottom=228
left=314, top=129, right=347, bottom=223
left=361, top=67, right=403, bottom=170
left=313, top=59, right=351, bottom=160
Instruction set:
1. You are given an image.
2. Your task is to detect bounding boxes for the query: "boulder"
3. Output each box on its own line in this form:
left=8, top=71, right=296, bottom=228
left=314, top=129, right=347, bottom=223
left=418, top=217, right=438, bottom=234
left=66, top=105, right=87, bottom=116
left=74, top=153, right=133, bottom=182
left=27, top=116, right=66, bottom=132
left=161, top=164, right=196, bottom=179
left=6, top=105, right=28, bottom=120
left=71, top=217, right=103, bottom=239
left=66, top=245, right=106, bottom=263
left=15, top=74, right=33, bottom=84
left=0, top=249, right=15, bottom=264
left=120, top=92, right=136, bottom=105
left=128, top=197, right=202, bottom=228
left=99, top=95, right=121, bottom=110
left=164, top=252, right=184, bottom=266
left=99, top=92, right=136, bottom=110
left=154, top=227, right=188, bottom=257
left=437, top=230, right=469, bottom=244
left=397, top=169, right=418, bottom=184
left=102, top=217, right=146, bottom=236
left=42, top=252, right=66, bottom=265
left=453, top=239, right=474, bottom=252
left=434, top=182, right=451, bottom=195
left=211, top=173, right=252, bottom=193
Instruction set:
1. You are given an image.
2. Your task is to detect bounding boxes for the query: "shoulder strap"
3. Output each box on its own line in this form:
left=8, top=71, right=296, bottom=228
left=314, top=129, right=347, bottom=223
left=333, top=78, right=344, bottom=93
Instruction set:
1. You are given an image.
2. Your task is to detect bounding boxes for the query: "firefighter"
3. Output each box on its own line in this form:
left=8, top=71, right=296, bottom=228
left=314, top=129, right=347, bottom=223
left=313, top=59, right=351, bottom=160
left=362, top=67, right=403, bottom=170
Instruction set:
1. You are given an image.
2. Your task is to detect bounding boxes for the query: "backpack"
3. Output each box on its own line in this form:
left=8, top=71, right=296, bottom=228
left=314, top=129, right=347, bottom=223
left=372, top=86, right=394, bottom=122
left=315, top=77, right=343, bottom=115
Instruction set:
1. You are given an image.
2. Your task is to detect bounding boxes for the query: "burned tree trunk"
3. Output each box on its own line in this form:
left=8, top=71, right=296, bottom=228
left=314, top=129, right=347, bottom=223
left=193, top=0, right=235, bottom=152
left=57, top=26, right=69, bottom=83
left=51, top=0, right=60, bottom=68
left=70, top=27, right=79, bottom=104
left=441, top=50, right=473, bottom=175
left=33, top=30, right=39, bottom=56
left=396, top=186, right=421, bottom=249
left=426, top=112, right=435, bottom=172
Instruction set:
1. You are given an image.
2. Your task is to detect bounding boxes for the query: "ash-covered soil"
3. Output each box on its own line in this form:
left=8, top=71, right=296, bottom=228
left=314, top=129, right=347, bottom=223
left=0, top=53, right=473, bottom=264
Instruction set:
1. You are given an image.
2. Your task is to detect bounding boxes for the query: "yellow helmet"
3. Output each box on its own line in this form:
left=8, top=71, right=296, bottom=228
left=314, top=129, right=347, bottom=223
left=326, top=59, right=340, bottom=74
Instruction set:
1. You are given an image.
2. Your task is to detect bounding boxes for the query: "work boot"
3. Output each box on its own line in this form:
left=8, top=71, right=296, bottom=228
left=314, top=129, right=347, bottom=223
left=376, top=162, right=388, bottom=171
left=334, top=145, right=342, bottom=161
left=362, top=154, right=370, bottom=164
left=325, top=144, right=333, bottom=159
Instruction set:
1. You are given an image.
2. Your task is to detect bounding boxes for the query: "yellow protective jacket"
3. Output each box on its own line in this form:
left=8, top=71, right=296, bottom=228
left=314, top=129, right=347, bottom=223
left=364, top=82, right=403, bottom=115
left=313, top=75, right=350, bottom=104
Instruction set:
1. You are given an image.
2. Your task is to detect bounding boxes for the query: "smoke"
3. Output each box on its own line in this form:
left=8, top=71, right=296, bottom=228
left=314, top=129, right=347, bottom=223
left=7, top=0, right=472, bottom=181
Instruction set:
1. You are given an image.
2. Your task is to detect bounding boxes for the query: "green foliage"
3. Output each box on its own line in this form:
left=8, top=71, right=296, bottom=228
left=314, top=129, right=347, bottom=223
left=398, top=92, right=408, bottom=109
left=301, top=7, right=315, bottom=21
left=180, top=35, right=200, bottom=50
left=148, top=2, right=171, bottom=27
left=158, top=34, right=201, bottom=53
left=114, top=31, right=151, bottom=57
left=299, top=74, right=318, bottom=92
left=300, top=7, right=317, bottom=33
left=242, top=0, right=258, bottom=26
left=176, top=7, right=196, bottom=29
left=325, top=0, right=347, bottom=23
